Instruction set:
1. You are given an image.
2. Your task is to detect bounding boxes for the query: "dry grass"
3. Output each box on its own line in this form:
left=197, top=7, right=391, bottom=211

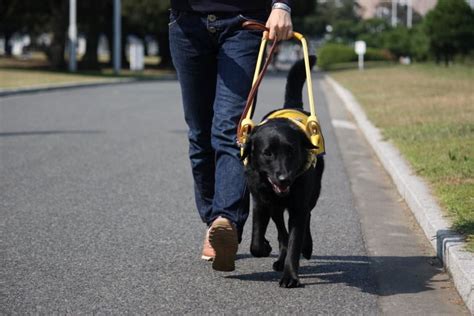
left=0, top=54, right=174, bottom=90
left=0, top=68, right=112, bottom=89
left=331, top=63, right=474, bottom=251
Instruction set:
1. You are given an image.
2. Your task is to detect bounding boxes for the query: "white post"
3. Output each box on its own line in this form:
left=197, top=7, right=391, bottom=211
left=113, top=0, right=122, bottom=74
left=68, top=0, right=77, bottom=72
left=355, top=41, right=366, bottom=71
left=407, top=0, right=412, bottom=28
left=391, top=0, right=397, bottom=27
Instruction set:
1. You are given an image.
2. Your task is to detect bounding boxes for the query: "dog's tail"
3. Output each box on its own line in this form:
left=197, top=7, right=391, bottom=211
left=284, top=55, right=317, bottom=109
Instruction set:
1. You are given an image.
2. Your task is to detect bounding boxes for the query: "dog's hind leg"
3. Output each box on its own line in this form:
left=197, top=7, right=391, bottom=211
left=271, top=210, right=288, bottom=272
left=301, top=215, right=312, bottom=260
left=250, top=201, right=272, bottom=257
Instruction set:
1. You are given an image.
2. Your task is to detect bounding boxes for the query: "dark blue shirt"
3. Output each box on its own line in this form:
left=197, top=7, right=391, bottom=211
left=170, top=0, right=291, bottom=12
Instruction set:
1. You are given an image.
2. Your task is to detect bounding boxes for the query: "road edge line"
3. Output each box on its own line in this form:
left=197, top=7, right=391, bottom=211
left=325, top=75, right=474, bottom=313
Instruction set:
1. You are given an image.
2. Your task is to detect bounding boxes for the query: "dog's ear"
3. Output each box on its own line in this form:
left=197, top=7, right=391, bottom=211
left=302, top=134, right=318, bottom=150
left=241, top=126, right=260, bottom=163
left=241, top=137, right=252, bottom=162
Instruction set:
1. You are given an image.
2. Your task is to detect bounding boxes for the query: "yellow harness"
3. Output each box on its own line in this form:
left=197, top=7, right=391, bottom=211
left=260, top=109, right=325, bottom=155
left=237, top=28, right=325, bottom=169
left=253, top=109, right=326, bottom=170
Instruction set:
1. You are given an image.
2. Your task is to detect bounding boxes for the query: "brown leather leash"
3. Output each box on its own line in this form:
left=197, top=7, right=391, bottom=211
left=237, top=21, right=279, bottom=144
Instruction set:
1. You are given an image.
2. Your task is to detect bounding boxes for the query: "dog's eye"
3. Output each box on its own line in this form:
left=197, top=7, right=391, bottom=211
left=263, top=149, right=273, bottom=157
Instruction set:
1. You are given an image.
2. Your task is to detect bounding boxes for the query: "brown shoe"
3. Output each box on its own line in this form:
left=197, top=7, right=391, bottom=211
left=208, top=216, right=238, bottom=272
left=201, top=228, right=215, bottom=261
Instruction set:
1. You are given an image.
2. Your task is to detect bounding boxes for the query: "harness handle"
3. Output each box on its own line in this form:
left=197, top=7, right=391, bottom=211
left=237, top=21, right=279, bottom=146
left=237, top=22, right=323, bottom=153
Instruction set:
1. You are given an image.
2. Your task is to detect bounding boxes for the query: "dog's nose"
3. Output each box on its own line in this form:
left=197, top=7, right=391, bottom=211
left=277, top=174, right=290, bottom=185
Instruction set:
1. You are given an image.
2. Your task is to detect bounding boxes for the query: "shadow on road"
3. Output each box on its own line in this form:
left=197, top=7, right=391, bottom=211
left=226, top=255, right=444, bottom=295
left=236, top=253, right=278, bottom=260
left=167, top=129, right=188, bottom=135
left=0, top=130, right=105, bottom=137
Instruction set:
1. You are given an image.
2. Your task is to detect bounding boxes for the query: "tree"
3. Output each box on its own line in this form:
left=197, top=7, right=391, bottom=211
left=291, top=0, right=361, bottom=38
left=122, top=0, right=171, bottom=67
left=356, top=18, right=390, bottom=48
left=0, top=0, right=49, bottom=56
left=43, top=0, right=69, bottom=69
left=409, top=25, right=429, bottom=61
left=424, top=0, right=474, bottom=65
left=313, top=0, right=362, bottom=41
left=78, top=1, right=113, bottom=70
left=0, top=0, right=23, bottom=55
left=291, top=1, right=323, bottom=36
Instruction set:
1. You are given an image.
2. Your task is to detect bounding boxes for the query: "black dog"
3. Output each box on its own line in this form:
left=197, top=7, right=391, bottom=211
left=242, top=56, right=324, bottom=288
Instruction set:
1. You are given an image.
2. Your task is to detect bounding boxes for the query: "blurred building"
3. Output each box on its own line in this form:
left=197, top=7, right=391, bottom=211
left=358, top=0, right=474, bottom=19
left=357, top=0, right=437, bottom=19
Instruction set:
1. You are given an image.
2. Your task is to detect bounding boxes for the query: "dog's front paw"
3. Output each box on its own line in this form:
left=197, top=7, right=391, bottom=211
left=302, top=231, right=313, bottom=260
left=273, top=259, right=284, bottom=271
left=301, top=243, right=312, bottom=260
left=279, top=273, right=301, bottom=288
left=250, top=239, right=272, bottom=257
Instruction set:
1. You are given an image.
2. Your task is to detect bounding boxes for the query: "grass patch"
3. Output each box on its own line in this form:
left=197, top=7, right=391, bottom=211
left=0, top=68, right=113, bottom=89
left=331, top=63, right=474, bottom=251
left=0, top=54, right=174, bottom=90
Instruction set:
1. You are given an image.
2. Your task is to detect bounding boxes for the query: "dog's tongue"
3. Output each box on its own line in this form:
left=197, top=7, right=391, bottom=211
left=268, top=177, right=289, bottom=194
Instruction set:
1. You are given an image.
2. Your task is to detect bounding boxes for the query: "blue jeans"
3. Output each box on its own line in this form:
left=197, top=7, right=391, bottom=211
left=169, top=9, right=267, bottom=239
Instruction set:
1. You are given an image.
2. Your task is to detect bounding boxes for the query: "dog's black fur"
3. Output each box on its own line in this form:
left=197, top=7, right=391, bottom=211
left=242, top=56, right=324, bottom=288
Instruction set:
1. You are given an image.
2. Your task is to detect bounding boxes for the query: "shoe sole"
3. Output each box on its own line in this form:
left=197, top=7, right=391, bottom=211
left=201, top=254, right=213, bottom=261
left=208, top=219, right=238, bottom=272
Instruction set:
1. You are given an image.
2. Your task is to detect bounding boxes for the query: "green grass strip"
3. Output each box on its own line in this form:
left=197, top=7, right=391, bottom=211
left=331, top=63, right=474, bottom=251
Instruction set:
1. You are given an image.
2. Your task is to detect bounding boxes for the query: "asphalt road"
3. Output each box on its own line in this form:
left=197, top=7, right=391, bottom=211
left=0, top=75, right=468, bottom=314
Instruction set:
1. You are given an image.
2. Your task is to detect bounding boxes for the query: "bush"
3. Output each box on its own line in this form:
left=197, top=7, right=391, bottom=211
left=317, top=44, right=357, bottom=69
left=317, top=43, right=393, bottom=70
left=361, top=25, right=429, bottom=61
left=366, top=48, right=393, bottom=61
left=382, top=27, right=412, bottom=58
left=410, top=26, right=430, bottom=61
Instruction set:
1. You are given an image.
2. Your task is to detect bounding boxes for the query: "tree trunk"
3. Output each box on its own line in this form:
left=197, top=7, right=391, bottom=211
left=46, top=0, right=68, bottom=69
left=121, top=31, right=129, bottom=68
left=48, top=32, right=67, bottom=69
left=444, top=54, right=450, bottom=67
left=81, top=29, right=100, bottom=70
left=4, top=31, right=13, bottom=56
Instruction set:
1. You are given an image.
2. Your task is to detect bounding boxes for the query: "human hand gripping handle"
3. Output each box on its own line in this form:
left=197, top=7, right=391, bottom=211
left=266, top=3, right=293, bottom=41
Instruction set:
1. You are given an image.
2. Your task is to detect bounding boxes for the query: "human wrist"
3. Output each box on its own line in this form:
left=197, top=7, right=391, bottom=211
left=272, top=2, right=291, bottom=14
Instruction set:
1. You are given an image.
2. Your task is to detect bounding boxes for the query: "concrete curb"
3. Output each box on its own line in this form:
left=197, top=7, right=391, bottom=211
left=325, top=75, right=474, bottom=313
left=0, top=74, right=178, bottom=97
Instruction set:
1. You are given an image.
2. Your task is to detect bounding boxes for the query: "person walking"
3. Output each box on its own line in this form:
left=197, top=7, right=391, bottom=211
left=169, top=0, right=293, bottom=272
